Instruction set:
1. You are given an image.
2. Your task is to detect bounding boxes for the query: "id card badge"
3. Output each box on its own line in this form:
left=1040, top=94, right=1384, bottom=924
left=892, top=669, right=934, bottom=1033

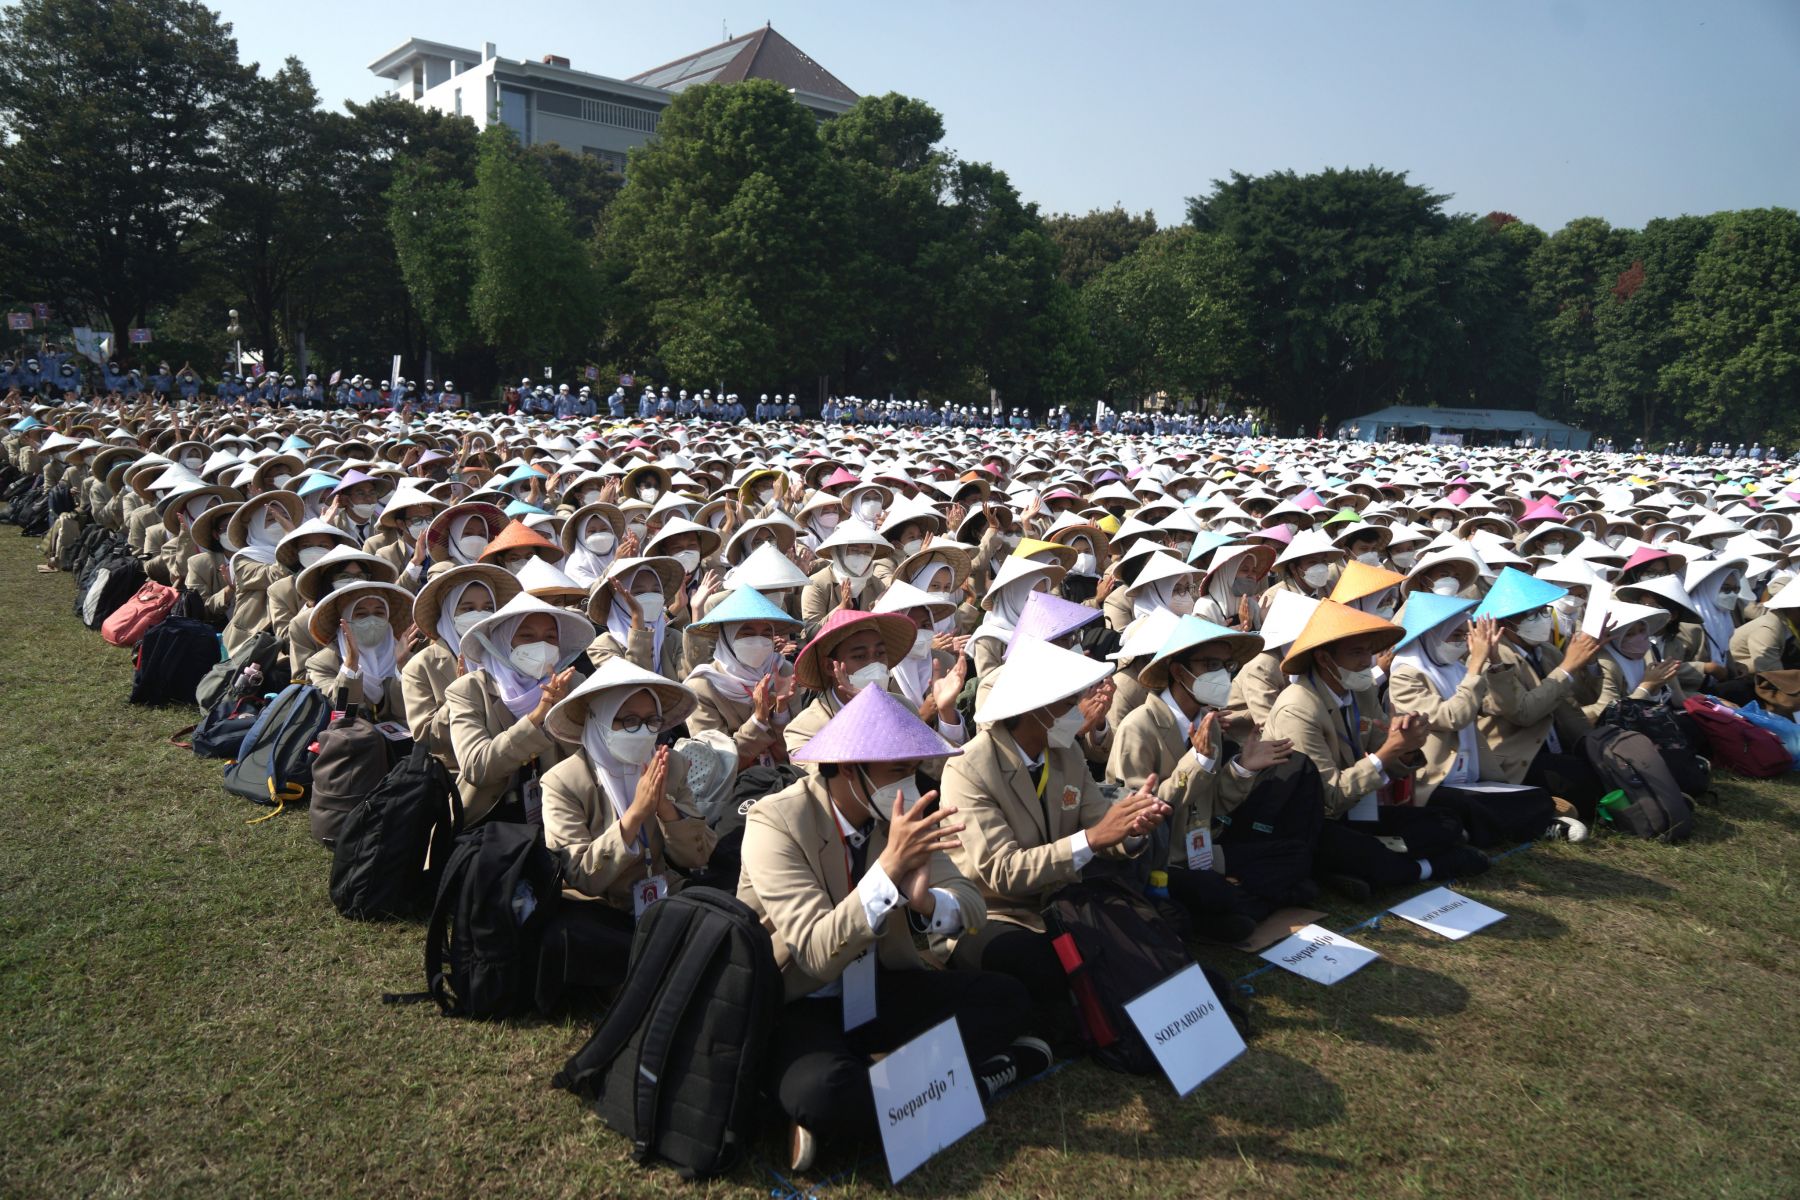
left=632, top=873, right=669, bottom=919
left=1185, top=826, right=1215, bottom=871
left=519, top=773, right=543, bottom=825
left=842, top=949, right=877, bottom=1031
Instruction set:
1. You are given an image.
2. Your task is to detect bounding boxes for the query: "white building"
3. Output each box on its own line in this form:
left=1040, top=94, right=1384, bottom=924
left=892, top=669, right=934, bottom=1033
left=367, top=26, right=857, bottom=174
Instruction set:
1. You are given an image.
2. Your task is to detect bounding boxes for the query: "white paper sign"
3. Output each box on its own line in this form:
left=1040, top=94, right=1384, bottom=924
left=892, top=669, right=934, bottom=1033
left=1260, top=923, right=1379, bottom=984
left=841, top=949, right=876, bottom=1031
left=868, top=1018, right=985, bottom=1183
left=1387, top=886, right=1505, bottom=940
left=1121, top=963, right=1245, bottom=1096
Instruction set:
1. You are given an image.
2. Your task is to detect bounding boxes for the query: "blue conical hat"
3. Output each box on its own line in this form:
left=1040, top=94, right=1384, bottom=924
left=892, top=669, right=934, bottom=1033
left=1396, top=592, right=1478, bottom=649
left=1140, top=615, right=1265, bottom=689
left=1473, top=566, right=1568, bottom=622
left=691, top=586, right=801, bottom=628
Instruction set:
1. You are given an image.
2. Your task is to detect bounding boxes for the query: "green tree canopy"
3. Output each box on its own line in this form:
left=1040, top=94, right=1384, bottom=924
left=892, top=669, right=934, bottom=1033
left=1045, top=206, right=1159, bottom=290
left=1082, top=228, right=1249, bottom=404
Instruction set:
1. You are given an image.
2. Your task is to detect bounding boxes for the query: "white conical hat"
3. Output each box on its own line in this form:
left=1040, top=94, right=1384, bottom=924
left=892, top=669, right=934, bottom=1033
left=974, top=637, right=1110, bottom=724
left=1258, top=590, right=1323, bottom=653
left=722, top=541, right=812, bottom=591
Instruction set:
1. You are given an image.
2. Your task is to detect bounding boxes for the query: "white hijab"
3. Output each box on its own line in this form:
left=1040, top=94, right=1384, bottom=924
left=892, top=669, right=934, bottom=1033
left=1131, top=575, right=1188, bottom=622
left=691, top=622, right=779, bottom=704
left=972, top=577, right=1041, bottom=649
left=1394, top=623, right=1480, bottom=782
left=888, top=613, right=935, bottom=708
left=469, top=611, right=551, bottom=717
left=564, top=513, right=617, bottom=588
left=909, top=562, right=961, bottom=635
left=336, top=596, right=398, bottom=704
left=447, top=513, right=490, bottom=566
left=579, top=686, right=664, bottom=832
left=1689, top=569, right=1739, bottom=663
left=233, top=504, right=283, bottom=566
left=434, top=578, right=496, bottom=657
left=605, top=568, right=667, bottom=666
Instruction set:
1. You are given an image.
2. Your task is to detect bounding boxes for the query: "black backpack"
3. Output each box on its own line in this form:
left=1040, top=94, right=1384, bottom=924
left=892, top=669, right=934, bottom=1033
left=222, top=683, right=332, bottom=814
left=553, top=888, right=782, bottom=1180
left=129, top=615, right=221, bottom=706
left=331, top=743, right=460, bottom=920
left=83, top=553, right=146, bottom=630
left=690, top=762, right=803, bottom=892
left=1043, top=878, right=1236, bottom=1075
left=195, top=629, right=288, bottom=712
left=1600, top=698, right=1711, bottom=798
left=417, top=822, right=563, bottom=1019
left=1584, top=725, right=1695, bottom=843
left=308, top=707, right=402, bottom=847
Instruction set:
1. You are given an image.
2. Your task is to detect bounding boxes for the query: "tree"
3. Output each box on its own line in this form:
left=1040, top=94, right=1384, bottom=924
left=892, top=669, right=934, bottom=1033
left=388, top=158, right=478, bottom=355
left=0, top=0, right=248, bottom=343
left=1666, top=208, right=1800, bottom=442
left=1527, top=216, right=1635, bottom=421
left=1044, top=207, right=1158, bottom=290
left=605, top=80, right=845, bottom=385
left=1082, top=228, right=1250, bottom=404
left=1188, top=167, right=1476, bottom=428
left=1591, top=214, right=1713, bottom=438
left=469, top=125, right=602, bottom=372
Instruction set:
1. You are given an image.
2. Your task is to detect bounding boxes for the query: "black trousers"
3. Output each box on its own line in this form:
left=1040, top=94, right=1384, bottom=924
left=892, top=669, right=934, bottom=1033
left=1524, top=743, right=1607, bottom=822
left=1429, top=782, right=1556, bottom=849
left=950, top=924, right=1076, bottom=1052
left=767, top=967, right=1027, bottom=1140
left=1314, top=805, right=1463, bottom=888
left=1214, top=754, right=1326, bottom=906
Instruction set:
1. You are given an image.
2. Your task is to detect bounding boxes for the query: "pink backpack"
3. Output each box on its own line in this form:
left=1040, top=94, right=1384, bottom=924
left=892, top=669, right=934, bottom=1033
left=101, top=580, right=178, bottom=648
left=1683, top=696, right=1791, bottom=779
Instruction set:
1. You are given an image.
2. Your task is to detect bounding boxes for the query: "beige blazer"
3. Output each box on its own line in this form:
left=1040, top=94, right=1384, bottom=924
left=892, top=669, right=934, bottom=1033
left=1264, top=673, right=1392, bottom=818
left=1479, top=641, right=1590, bottom=782
left=1107, top=693, right=1254, bottom=870
left=684, top=665, right=792, bottom=765
left=1588, top=651, right=1687, bottom=722
left=401, top=641, right=461, bottom=767
left=940, top=724, right=1131, bottom=965
left=446, top=669, right=577, bottom=825
left=585, top=622, right=691, bottom=682
left=1729, top=612, right=1794, bottom=675
left=183, top=548, right=232, bottom=623
left=221, top=559, right=289, bottom=656
left=1230, top=650, right=1289, bottom=728
left=739, top=773, right=985, bottom=1002
left=304, top=646, right=405, bottom=724
left=541, top=749, right=715, bottom=907
left=1388, top=660, right=1498, bottom=801
left=799, top=563, right=894, bottom=636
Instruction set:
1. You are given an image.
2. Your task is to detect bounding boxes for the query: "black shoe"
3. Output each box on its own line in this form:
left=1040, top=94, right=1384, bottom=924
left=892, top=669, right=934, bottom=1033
left=1284, top=879, right=1322, bottom=906
left=1192, top=911, right=1258, bottom=946
left=1427, top=846, right=1491, bottom=881
left=1321, top=872, right=1373, bottom=903
left=975, top=1036, right=1053, bottom=1101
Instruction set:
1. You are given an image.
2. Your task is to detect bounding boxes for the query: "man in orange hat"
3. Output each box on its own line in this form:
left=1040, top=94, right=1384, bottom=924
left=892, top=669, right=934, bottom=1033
left=1264, top=601, right=1489, bottom=899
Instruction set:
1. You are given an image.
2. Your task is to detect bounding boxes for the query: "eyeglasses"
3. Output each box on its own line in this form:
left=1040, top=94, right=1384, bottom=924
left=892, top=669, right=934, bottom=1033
left=611, top=715, right=660, bottom=734
left=1185, top=657, right=1232, bottom=674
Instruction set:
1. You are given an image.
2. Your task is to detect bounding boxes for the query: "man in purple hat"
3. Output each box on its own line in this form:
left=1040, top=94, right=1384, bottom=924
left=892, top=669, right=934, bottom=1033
left=740, top=685, right=1050, bottom=1173
left=325, top=470, right=387, bottom=544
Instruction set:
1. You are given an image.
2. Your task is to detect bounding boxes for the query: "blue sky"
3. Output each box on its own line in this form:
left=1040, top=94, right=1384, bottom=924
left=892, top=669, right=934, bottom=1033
left=225, top=0, right=1798, bottom=232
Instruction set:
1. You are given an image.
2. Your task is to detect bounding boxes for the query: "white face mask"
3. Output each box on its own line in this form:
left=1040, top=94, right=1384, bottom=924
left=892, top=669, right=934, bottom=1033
left=908, top=628, right=932, bottom=659
left=627, top=521, right=647, bottom=540
left=848, top=662, right=889, bottom=691
left=813, top=511, right=839, bottom=533
left=1301, top=563, right=1332, bottom=590
left=1430, top=633, right=1469, bottom=664
left=632, top=588, right=666, bottom=618
left=603, top=726, right=659, bottom=765
left=733, top=634, right=774, bottom=669
left=349, top=502, right=376, bottom=521
left=1430, top=577, right=1461, bottom=596
left=1540, top=540, right=1564, bottom=557
left=349, top=615, right=389, bottom=647
left=509, top=640, right=559, bottom=678
left=1605, top=532, right=1624, bottom=548
left=867, top=774, right=923, bottom=819
left=458, top=534, right=489, bottom=560
left=838, top=551, right=874, bottom=579
left=637, top=485, right=659, bottom=502
left=1188, top=668, right=1233, bottom=709
left=756, top=487, right=775, bottom=506
left=1167, top=590, right=1195, bottom=615
left=182, top=455, right=203, bottom=470
left=1514, top=613, right=1553, bottom=645
left=329, top=575, right=366, bottom=592
left=1432, top=517, right=1454, bottom=532
left=856, top=496, right=882, bottom=520
left=501, top=556, right=531, bottom=576
left=1553, top=594, right=1584, bottom=619
left=900, top=537, right=924, bottom=558
left=673, top=549, right=702, bottom=574
left=1042, top=705, right=1087, bottom=749
left=272, top=473, right=292, bottom=489
left=579, top=490, right=602, bottom=506
left=584, top=530, right=616, bottom=556
left=1391, top=550, right=1416, bottom=570
left=1335, top=664, right=1376, bottom=692
left=1073, top=552, right=1098, bottom=576
left=452, top=609, right=490, bottom=637
left=1355, top=550, right=1382, bottom=566
left=296, top=546, right=327, bottom=568
left=406, top=518, right=430, bottom=540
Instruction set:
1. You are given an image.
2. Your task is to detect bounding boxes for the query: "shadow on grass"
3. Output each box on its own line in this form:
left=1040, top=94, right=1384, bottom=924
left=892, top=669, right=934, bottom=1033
left=1254, top=962, right=1470, bottom=1054
left=1456, top=898, right=1568, bottom=942
left=1509, top=853, right=1676, bottom=901
left=1704, top=784, right=1800, bottom=835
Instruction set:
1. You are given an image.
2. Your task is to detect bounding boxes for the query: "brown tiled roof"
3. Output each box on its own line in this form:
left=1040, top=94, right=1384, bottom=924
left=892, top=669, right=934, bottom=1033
left=628, top=25, right=857, bottom=103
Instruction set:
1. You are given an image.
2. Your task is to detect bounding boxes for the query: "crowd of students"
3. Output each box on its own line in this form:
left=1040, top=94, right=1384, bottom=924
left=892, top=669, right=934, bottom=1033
left=8, top=388, right=1800, bottom=1175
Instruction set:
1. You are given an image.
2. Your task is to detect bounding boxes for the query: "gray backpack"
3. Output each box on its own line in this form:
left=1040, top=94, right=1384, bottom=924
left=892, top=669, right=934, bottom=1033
left=1584, top=726, right=1694, bottom=842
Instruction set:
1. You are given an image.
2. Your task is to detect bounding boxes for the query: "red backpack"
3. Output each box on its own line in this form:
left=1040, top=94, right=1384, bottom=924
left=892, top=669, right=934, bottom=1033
left=1682, top=696, right=1791, bottom=779
left=100, top=580, right=178, bottom=648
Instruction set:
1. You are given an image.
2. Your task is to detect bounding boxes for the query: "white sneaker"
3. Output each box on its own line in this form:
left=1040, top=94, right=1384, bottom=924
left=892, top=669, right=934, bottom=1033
left=1545, top=815, right=1589, bottom=843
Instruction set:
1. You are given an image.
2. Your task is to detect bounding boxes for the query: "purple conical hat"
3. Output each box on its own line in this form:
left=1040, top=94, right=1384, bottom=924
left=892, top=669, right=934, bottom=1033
left=790, top=683, right=962, bottom=764
left=1005, top=590, right=1101, bottom=658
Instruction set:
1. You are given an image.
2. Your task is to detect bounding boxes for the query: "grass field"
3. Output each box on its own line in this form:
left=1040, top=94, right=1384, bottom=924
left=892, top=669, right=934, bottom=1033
left=2, top=532, right=1797, bottom=1200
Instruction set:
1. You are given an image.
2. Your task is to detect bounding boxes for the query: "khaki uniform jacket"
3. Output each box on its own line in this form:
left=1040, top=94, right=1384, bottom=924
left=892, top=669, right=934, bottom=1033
left=1387, top=660, right=1496, bottom=802
left=183, top=548, right=232, bottom=623
left=1102, top=585, right=1134, bottom=634
left=221, top=559, right=289, bottom=656
left=1264, top=673, right=1391, bottom=818
left=585, top=618, right=694, bottom=683
left=446, top=669, right=578, bottom=825
left=1729, top=612, right=1795, bottom=676
left=304, top=647, right=405, bottom=724
left=941, top=725, right=1131, bottom=966
left=401, top=641, right=461, bottom=767
left=1662, top=621, right=1709, bottom=690
left=1108, top=666, right=1151, bottom=730
left=1230, top=650, right=1289, bottom=728
left=541, top=749, right=715, bottom=907
left=126, top=501, right=160, bottom=556
left=1107, top=693, right=1255, bottom=871
left=1589, top=651, right=1687, bottom=722
left=1478, top=641, right=1590, bottom=782
left=798, top=564, right=894, bottom=636
left=684, top=665, right=792, bottom=764
left=371, top=538, right=426, bottom=592
left=738, top=773, right=985, bottom=1002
